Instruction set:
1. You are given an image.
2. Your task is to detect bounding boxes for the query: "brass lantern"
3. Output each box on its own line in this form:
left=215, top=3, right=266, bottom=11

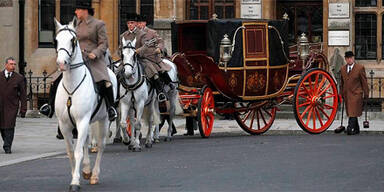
left=297, top=33, right=309, bottom=61
left=220, top=34, right=232, bottom=72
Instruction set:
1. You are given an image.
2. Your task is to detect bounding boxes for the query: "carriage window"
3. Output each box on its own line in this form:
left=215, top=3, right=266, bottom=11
left=355, top=14, right=377, bottom=60
left=140, top=0, right=154, bottom=26
left=186, top=0, right=235, bottom=20
left=38, top=0, right=55, bottom=48
left=356, top=0, right=377, bottom=7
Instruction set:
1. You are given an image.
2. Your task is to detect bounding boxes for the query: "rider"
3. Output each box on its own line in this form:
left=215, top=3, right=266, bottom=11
left=40, top=1, right=117, bottom=121
left=130, top=14, right=170, bottom=102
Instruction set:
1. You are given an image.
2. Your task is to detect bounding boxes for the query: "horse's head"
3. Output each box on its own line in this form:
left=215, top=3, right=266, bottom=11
left=54, top=17, right=78, bottom=71
left=120, top=37, right=137, bottom=78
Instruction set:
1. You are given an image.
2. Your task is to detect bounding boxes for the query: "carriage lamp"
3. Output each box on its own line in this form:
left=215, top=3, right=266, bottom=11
left=220, top=34, right=232, bottom=72
left=297, top=33, right=309, bottom=61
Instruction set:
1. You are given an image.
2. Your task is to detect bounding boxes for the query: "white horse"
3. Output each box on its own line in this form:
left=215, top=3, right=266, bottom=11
left=153, top=59, right=180, bottom=142
left=54, top=18, right=117, bottom=191
left=119, top=37, right=160, bottom=151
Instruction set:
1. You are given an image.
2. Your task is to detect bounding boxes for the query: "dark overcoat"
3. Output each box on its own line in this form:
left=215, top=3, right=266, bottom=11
left=0, top=71, right=27, bottom=129
left=76, top=16, right=110, bottom=83
left=340, top=63, right=369, bottom=117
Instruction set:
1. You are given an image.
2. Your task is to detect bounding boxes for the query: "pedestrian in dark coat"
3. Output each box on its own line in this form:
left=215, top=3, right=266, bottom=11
left=0, top=57, right=27, bottom=153
left=335, top=51, right=369, bottom=135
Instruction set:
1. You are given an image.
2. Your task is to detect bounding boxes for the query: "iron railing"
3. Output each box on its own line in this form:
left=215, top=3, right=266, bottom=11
left=26, top=69, right=52, bottom=110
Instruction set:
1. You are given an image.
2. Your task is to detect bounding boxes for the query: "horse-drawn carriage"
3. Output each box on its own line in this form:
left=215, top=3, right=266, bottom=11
left=171, top=18, right=339, bottom=138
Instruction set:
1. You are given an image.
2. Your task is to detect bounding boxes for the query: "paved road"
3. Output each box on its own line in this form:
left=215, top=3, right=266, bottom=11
left=0, top=133, right=384, bottom=192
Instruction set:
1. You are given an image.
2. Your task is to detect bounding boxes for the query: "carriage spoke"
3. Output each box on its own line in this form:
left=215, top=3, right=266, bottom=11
left=314, top=73, right=319, bottom=92
left=260, top=109, right=267, bottom=125
left=249, top=109, right=256, bottom=129
left=305, top=107, right=313, bottom=127
left=315, top=107, right=324, bottom=127
left=300, top=104, right=312, bottom=119
left=300, top=84, right=312, bottom=97
left=317, top=105, right=330, bottom=119
left=317, top=83, right=331, bottom=97
left=312, top=107, right=316, bottom=130
left=298, top=101, right=311, bottom=108
left=322, top=94, right=336, bottom=99
left=242, top=111, right=252, bottom=124
left=323, top=103, right=336, bottom=110
left=257, top=110, right=261, bottom=130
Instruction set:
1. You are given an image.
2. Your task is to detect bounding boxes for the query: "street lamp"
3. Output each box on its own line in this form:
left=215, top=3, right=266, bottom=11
left=297, top=33, right=309, bottom=61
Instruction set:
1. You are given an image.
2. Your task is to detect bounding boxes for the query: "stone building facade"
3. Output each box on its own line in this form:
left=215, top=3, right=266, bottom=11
left=1, top=0, right=384, bottom=106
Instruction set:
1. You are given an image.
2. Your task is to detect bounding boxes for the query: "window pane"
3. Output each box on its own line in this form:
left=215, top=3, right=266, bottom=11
left=215, top=6, right=223, bottom=18
left=60, top=0, right=76, bottom=24
left=355, top=14, right=377, bottom=60
left=200, top=6, right=209, bottom=19
left=356, top=0, right=377, bottom=7
left=119, top=0, right=136, bottom=34
left=140, top=0, right=154, bottom=26
left=39, top=0, right=55, bottom=46
left=225, top=6, right=234, bottom=18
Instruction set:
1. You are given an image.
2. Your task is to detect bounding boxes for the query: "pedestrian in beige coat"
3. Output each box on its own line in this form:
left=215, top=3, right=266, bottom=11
left=335, top=51, right=369, bottom=135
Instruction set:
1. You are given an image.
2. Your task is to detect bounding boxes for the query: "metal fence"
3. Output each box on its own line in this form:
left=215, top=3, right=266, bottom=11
left=26, top=69, right=52, bottom=110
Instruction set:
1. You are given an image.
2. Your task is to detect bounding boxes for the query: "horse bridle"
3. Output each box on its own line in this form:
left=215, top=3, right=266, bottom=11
left=55, top=26, right=78, bottom=60
left=120, top=42, right=138, bottom=77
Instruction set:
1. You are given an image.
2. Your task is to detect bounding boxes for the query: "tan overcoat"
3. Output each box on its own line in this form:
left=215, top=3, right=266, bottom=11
left=340, top=63, right=369, bottom=117
left=136, top=27, right=170, bottom=78
left=76, top=16, right=110, bottom=83
left=0, top=71, right=27, bottom=129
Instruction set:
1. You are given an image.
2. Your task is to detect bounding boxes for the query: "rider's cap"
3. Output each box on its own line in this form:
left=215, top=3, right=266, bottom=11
left=126, top=13, right=139, bottom=22
left=344, top=51, right=354, bottom=58
left=75, top=0, right=94, bottom=16
left=137, top=15, right=147, bottom=22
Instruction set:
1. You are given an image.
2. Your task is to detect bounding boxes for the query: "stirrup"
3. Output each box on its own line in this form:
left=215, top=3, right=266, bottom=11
left=108, top=107, right=117, bottom=121
left=158, top=92, right=166, bottom=102
left=39, top=103, right=52, bottom=117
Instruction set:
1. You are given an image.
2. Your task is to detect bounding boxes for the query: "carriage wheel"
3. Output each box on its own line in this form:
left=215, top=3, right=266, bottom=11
left=234, top=103, right=277, bottom=135
left=126, top=119, right=132, bottom=137
left=197, top=86, right=215, bottom=138
left=293, top=68, right=338, bottom=134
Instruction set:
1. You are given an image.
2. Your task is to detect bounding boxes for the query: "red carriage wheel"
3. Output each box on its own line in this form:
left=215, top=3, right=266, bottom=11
left=293, top=68, right=338, bottom=134
left=126, top=119, right=132, bottom=137
left=234, top=103, right=277, bottom=135
left=197, top=86, right=215, bottom=138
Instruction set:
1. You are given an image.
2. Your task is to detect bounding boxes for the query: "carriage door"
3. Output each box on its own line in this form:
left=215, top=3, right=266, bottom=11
left=276, top=0, right=323, bottom=46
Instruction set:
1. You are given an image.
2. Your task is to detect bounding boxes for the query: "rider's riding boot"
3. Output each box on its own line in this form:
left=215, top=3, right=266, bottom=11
left=39, top=74, right=62, bottom=118
left=105, top=85, right=117, bottom=121
left=153, top=77, right=166, bottom=102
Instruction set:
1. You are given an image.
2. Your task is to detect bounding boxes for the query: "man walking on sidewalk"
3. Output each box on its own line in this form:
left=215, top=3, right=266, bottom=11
left=0, top=57, right=27, bottom=153
left=335, top=51, right=369, bottom=135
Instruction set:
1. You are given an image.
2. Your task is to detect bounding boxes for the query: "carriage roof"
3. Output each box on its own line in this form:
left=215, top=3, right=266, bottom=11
left=171, top=18, right=289, bottom=67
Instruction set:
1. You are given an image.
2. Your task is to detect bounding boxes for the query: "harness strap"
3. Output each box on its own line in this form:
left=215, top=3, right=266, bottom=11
left=62, top=68, right=87, bottom=96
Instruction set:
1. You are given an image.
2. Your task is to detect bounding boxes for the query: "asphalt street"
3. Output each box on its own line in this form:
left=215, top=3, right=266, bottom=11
left=0, top=133, right=384, bottom=192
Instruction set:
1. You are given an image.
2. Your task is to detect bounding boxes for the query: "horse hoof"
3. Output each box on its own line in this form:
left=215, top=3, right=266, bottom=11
left=154, top=139, right=160, bottom=143
left=90, top=147, right=98, bottom=153
left=133, top=147, right=142, bottom=152
left=123, top=140, right=130, bottom=146
left=164, top=137, right=172, bottom=142
left=113, top=137, right=122, bottom=144
left=82, top=171, right=92, bottom=180
left=128, top=145, right=133, bottom=150
left=69, top=185, right=80, bottom=192
left=90, top=177, right=99, bottom=185
left=145, top=143, right=152, bottom=148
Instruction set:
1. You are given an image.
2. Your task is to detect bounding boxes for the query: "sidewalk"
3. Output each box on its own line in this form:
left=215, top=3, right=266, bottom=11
left=0, top=116, right=383, bottom=167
